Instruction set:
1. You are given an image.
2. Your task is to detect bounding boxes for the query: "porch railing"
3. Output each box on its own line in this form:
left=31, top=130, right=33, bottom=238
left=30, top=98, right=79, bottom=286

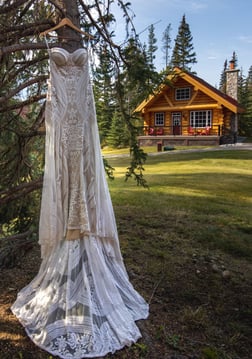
left=137, top=125, right=222, bottom=137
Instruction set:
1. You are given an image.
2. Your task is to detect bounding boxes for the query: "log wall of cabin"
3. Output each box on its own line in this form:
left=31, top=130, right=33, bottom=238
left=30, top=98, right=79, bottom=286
left=143, top=109, right=222, bottom=135
left=143, top=109, right=227, bottom=134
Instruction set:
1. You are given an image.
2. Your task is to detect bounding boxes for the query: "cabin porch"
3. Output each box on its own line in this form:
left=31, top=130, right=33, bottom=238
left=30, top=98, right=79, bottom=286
left=138, top=134, right=220, bottom=147
left=137, top=125, right=227, bottom=147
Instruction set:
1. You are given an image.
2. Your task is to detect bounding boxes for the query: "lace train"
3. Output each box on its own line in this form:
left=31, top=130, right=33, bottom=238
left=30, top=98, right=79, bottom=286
left=11, top=236, right=148, bottom=358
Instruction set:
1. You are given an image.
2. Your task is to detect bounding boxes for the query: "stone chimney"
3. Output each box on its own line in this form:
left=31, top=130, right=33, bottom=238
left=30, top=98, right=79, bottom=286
left=225, top=59, right=239, bottom=100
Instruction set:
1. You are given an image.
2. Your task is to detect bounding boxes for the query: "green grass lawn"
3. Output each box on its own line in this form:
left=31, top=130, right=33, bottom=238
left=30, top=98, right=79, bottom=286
left=101, top=145, right=218, bottom=155
left=108, top=149, right=252, bottom=260
left=105, top=149, right=252, bottom=358
left=2, top=148, right=251, bottom=359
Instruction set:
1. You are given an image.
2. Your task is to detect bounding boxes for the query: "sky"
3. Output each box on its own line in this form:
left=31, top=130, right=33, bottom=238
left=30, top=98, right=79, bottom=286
left=112, top=0, right=252, bottom=87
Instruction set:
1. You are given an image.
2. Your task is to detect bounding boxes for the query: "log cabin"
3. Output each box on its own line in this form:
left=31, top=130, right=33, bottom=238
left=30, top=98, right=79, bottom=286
left=135, top=61, right=244, bottom=147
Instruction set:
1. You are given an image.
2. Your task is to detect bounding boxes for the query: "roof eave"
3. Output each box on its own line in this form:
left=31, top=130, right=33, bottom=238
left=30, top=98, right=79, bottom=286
left=134, top=67, right=245, bottom=114
left=173, top=68, right=244, bottom=114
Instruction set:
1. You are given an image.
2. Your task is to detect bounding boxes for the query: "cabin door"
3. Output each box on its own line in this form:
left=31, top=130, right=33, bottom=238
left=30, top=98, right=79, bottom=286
left=172, top=112, right=181, bottom=135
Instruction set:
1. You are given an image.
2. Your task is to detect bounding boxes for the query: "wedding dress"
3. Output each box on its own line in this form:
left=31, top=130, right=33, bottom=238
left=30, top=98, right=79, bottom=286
left=11, top=47, right=149, bottom=358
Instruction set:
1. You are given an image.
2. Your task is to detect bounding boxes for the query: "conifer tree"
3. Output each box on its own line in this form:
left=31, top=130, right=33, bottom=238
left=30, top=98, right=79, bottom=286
left=239, top=66, right=252, bottom=135
left=219, top=53, right=238, bottom=93
left=109, top=37, right=158, bottom=148
left=162, top=23, right=172, bottom=68
left=121, top=37, right=160, bottom=107
left=171, top=14, right=197, bottom=72
left=231, top=51, right=238, bottom=68
left=106, top=110, right=130, bottom=148
left=219, top=59, right=228, bottom=93
left=147, top=24, right=158, bottom=68
left=93, top=43, right=115, bottom=146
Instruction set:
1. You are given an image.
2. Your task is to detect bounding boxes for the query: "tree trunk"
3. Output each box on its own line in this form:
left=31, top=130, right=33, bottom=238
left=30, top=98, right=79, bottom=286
left=53, top=0, right=83, bottom=52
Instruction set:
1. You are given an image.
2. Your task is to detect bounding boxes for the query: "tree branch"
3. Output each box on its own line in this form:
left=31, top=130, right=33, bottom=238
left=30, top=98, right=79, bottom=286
left=0, top=0, right=28, bottom=14
left=0, top=41, right=61, bottom=59
left=0, top=94, right=46, bottom=113
left=1, top=55, right=48, bottom=88
left=48, top=0, right=66, bottom=16
left=0, top=75, right=48, bottom=104
left=0, top=229, right=33, bottom=242
left=0, top=20, right=55, bottom=41
left=0, top=178, right=43, bottom=205
left=78, top=0, right=120, bottom=50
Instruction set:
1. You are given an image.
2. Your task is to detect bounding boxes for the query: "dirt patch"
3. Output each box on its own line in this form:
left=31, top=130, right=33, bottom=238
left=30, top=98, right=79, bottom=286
left=0, top=240, right=251, bottom=359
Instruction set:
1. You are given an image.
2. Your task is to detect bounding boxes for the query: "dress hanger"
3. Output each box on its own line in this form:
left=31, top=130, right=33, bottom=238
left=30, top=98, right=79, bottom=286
left=40, top=17, right=94, bottom=39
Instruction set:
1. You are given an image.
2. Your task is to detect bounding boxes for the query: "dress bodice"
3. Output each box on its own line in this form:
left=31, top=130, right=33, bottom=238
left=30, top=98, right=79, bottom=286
left=50, top=47, right=88, bottom=67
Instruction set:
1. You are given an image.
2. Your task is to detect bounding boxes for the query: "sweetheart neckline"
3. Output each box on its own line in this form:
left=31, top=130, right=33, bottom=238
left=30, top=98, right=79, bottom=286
left=51, top=47, right=87, bottom=56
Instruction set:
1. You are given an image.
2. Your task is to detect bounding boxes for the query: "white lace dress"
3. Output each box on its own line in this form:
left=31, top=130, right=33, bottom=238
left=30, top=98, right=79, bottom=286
left=11, top=47, right=149, bottom=358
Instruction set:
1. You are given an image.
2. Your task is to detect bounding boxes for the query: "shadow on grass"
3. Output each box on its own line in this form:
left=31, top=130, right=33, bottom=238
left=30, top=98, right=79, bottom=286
left=107, top=149, right=252, bottom=167
left=111, top=170, right=252, bottom=259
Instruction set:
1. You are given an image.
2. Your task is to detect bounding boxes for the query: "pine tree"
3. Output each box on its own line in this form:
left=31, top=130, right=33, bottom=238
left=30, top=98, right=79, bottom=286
left=171, top=14, right=197, bottom=72
left=0, top=2, right=48, bottom=237
left=239, top=66, right=252, bottom=136
left=231, top=51, right=238, bottom=68
left=219, top=59, right=228, bottom=93
left=121, top=38, right=160, bottom=106
left=162, top=23, right=172, bottom=68
left=147, top=24, right=158, bottom=68
left=106, top=110, right=130, bottom=148
left=93, top=43, right=115, bottom=146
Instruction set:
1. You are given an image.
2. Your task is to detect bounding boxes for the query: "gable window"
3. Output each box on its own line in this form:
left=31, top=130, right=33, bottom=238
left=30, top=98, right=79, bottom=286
left=190, top=110, right=212, bottom=128
left=155, top=112, right=165, bottom=126
left=175, top=87, right=190, bottom=100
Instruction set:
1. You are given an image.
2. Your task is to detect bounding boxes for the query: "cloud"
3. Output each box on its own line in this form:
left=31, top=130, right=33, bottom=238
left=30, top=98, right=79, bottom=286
left=168, top=0, right=208, bottom=12
left=191, top=1, right=208, bottom=11
left=238, top=35, right=252, bottom=44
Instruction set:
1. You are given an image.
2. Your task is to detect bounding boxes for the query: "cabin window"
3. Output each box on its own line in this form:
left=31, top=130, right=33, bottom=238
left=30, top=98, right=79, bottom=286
left=190, top=110, right=212, bottom=128
left=175, top=87, right=190, bottom=100
left=155, top=112, right=165, bottom=126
